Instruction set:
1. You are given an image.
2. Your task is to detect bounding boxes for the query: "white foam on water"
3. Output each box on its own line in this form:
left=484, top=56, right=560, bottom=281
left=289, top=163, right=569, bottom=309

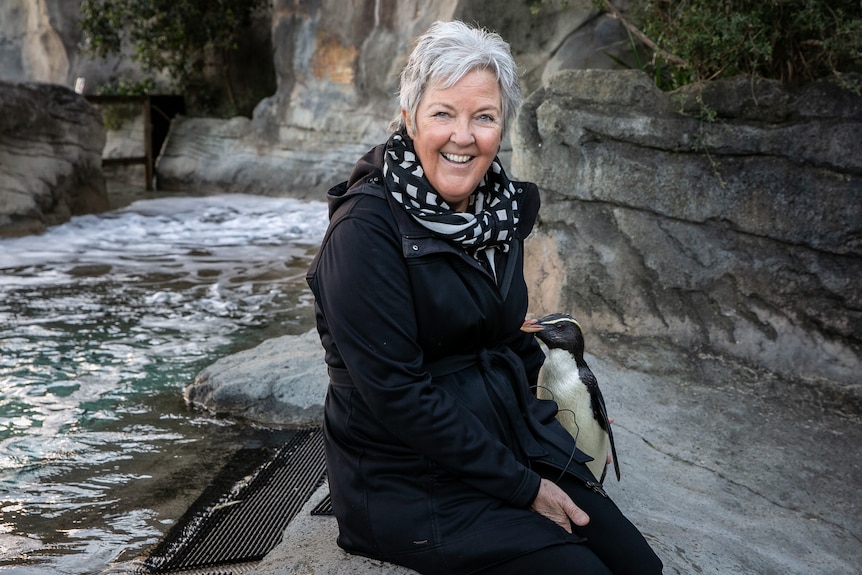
left=0, top=194, right=328, bottom=271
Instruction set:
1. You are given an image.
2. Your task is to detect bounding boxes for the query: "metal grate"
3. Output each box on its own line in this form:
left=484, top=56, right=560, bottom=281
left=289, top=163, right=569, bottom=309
left=140, top=428, right=326, bottom=574
left=309, top=491, right=333, bottom=516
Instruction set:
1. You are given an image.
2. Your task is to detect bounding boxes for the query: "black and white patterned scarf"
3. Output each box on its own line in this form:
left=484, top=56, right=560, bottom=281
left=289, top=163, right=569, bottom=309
left=382, top=130, right=520, bottom=277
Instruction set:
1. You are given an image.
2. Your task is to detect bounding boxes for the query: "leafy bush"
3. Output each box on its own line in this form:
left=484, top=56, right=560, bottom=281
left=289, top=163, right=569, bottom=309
left=80, top=0, right=270, bottom=115
left=601, top=0, right=862, bottom=89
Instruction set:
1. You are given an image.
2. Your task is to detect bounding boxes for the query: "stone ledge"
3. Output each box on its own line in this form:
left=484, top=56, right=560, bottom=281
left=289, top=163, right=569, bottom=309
left=200, top=332, right=860, bottom=575
left=251, top=482, right=418, bottom=575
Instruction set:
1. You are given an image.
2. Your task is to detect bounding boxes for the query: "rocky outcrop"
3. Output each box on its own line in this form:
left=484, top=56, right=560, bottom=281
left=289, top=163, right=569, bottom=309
left=0, top=81, right=107, bottom=237
left=156, top=0, right=634, bottom=195
left=512, top=69, right=862, bottom=408
left=155, top=115, right=378, bottom=199
left=184, top=330, right=329, bottom=426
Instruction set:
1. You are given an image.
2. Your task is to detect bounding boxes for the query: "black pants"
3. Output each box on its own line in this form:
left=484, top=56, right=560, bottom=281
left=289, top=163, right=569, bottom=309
left=476, top=465, right=663, bottom=575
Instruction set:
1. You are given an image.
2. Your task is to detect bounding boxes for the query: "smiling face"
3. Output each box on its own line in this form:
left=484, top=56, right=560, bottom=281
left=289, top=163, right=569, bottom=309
left=403, top=68, right=503, bottom=212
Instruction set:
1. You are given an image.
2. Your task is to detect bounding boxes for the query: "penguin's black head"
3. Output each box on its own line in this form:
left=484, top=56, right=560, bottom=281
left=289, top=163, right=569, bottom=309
left=521, top=313, right=585, bottom=355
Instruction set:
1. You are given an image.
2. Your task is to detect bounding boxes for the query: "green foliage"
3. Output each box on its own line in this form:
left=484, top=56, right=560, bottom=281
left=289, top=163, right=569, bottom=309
left=624, top=0, right=862, bottom=88
left=93, top=78, right=156, bottom=96
left=92, top=78, right=157, bottom=130
left=98, top=101, right=143, bottom=131
left=80, top=0, right=269, bottom=114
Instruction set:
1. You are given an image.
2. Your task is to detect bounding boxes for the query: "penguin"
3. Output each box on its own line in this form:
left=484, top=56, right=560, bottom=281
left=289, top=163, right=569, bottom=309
left=521, top=313, right=620, bottom=483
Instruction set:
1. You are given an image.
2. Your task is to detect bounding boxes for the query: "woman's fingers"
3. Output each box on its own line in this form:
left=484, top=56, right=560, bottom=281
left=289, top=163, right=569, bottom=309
left=530, top=478, right=590, bottom=532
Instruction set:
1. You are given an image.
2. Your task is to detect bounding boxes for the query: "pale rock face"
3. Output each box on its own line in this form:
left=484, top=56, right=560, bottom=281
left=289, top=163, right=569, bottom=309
left=21, top=0, right=69, bottom=83
left=156, top=0, right=614, bottom=196
left=0, top=0, right=69, bottom=84
left=0, top=0, right=158, bottom=89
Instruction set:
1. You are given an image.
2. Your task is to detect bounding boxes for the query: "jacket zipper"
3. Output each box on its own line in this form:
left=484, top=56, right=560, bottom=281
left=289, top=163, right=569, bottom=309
left=584, top=479, right=609, bottom=498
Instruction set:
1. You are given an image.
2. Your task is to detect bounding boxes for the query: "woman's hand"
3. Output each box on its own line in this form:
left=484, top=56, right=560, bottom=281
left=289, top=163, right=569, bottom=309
left=530, top=478, right=590, bottom=533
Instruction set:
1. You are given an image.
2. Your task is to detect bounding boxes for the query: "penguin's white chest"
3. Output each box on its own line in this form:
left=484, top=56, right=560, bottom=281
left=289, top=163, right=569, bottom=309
left=537, top=349, right=609, bottom=481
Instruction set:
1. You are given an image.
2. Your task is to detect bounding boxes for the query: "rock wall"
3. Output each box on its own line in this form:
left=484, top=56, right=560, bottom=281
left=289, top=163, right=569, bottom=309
left=156, top=0, right=634, bottom=196
left=512, top=69, right=862, bottom=405
left=0, top=81, right=107, bottom=237
left=0, top=0, right=636, bottom=200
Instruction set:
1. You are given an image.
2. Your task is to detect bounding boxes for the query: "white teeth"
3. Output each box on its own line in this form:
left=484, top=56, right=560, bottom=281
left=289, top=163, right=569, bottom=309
left=442, top=153, right=472, bottom=163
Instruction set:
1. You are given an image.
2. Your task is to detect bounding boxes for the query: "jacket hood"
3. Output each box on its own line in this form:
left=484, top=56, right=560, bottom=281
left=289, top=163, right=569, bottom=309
left=326, top=144, right=387, bottom=218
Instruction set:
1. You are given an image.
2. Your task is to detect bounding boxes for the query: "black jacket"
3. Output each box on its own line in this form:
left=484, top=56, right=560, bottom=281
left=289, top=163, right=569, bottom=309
left=307, top=144, right=598, bottom=574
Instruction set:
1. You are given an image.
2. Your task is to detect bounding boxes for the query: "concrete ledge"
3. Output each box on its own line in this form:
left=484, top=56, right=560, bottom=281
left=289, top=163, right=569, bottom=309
left=251, top=482, right=418, bottom=575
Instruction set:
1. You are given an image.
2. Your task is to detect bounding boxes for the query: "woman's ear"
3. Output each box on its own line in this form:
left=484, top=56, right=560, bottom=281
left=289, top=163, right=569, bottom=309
left=402, top=109, right=414, bottom=138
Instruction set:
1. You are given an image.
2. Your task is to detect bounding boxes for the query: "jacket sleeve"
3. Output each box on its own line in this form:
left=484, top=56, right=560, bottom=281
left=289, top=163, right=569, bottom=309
left=309, top=194, right=541, bottom=508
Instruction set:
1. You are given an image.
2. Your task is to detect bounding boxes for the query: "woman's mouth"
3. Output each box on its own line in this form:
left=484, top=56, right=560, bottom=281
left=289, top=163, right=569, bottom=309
left=442, top=152, right=472, bottom=164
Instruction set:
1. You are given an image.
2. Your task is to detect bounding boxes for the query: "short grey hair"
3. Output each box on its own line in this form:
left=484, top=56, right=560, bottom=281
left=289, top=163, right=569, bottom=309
left=391, top=20, right=522, bottom=135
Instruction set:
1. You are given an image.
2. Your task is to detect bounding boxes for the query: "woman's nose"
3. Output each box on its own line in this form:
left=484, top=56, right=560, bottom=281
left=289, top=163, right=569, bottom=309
left=450, top=117, right=475, bottom=145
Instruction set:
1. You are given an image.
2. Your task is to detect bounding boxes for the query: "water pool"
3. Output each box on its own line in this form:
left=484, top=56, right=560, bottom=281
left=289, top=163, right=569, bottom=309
left=0, top=194, right=328, bottom=574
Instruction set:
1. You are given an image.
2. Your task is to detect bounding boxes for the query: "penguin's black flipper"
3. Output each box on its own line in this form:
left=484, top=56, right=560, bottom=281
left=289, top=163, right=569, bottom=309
left=580, top=364, right=621, bottom=482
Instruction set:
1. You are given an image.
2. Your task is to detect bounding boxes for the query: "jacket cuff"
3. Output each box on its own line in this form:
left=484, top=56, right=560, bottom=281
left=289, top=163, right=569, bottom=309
left=509, top=468, right=542, bottom=508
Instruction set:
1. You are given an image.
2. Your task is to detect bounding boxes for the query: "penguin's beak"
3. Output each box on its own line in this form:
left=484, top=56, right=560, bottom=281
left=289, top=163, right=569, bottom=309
left=520, top=319, right=544, bottom=333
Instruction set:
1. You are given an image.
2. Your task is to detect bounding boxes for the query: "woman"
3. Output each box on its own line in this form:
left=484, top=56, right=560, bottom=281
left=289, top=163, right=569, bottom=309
left=306, top=20, right=663, bottom=575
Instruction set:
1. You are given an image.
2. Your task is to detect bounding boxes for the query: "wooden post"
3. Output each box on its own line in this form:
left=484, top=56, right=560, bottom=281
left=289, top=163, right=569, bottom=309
left=142, top=96, right=153, bottom=190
